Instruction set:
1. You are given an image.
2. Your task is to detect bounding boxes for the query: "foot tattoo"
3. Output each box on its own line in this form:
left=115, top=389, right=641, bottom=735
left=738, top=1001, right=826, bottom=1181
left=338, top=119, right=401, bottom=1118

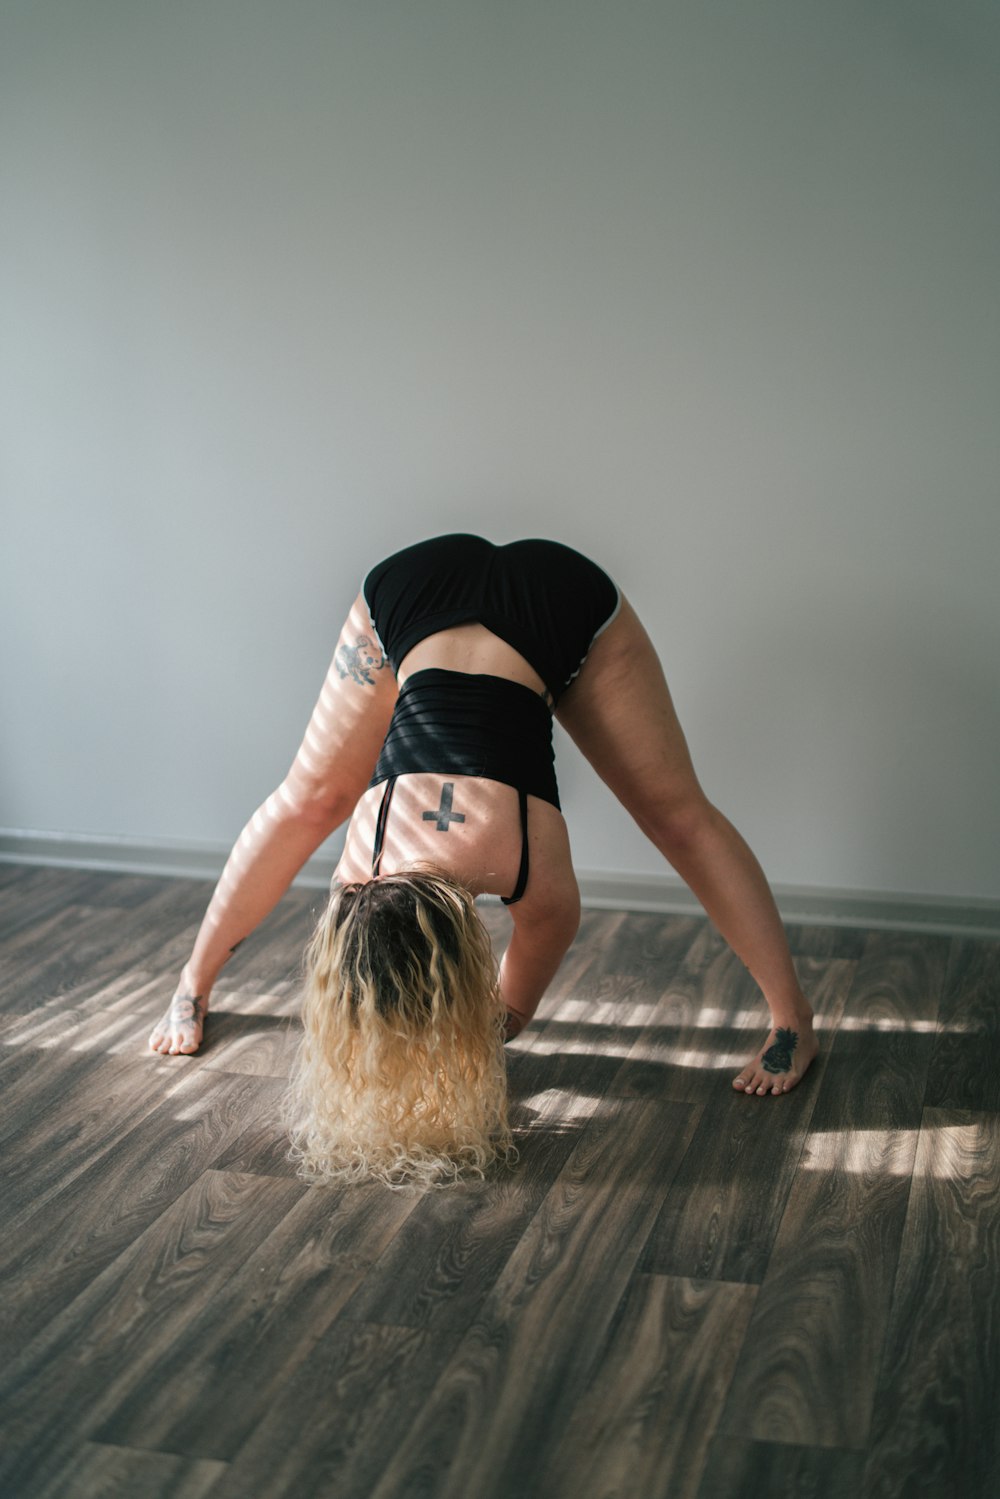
left=733, top=1019, right=817, bottom=1097
left=149, top=991, right=206, bottom=1056
left=170, top=993, right=205, bottom=1026
left=761, top=1027, right=798, bottom=1073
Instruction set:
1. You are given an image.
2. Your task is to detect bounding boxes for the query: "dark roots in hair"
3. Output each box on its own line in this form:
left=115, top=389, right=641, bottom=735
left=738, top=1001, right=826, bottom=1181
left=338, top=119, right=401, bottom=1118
left=285, top=871, right=517, bottom=1191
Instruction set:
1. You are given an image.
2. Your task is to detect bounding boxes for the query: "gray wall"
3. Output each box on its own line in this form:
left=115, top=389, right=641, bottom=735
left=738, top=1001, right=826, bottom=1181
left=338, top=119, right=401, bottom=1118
left=2, top=0, right=998, bottom=901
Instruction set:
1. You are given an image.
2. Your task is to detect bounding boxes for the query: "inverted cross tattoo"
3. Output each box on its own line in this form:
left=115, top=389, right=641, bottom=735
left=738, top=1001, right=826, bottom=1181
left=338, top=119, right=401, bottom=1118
left=423, top=782, right=466, bottom=832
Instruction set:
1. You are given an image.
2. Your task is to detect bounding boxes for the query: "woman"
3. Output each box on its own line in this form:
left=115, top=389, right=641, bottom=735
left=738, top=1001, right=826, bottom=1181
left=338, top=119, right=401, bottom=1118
left=149, top=534, right=817, bottom=1186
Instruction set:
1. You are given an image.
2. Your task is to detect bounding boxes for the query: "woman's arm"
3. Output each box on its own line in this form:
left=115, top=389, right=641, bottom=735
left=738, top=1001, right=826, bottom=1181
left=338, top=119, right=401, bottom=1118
left=149, top=593, right=397, bottom=1057
left=499, top=875, right=581, bottom=1039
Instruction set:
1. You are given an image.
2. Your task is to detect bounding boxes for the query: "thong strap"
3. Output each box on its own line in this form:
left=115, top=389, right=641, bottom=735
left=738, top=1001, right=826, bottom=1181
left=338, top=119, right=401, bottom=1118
left=501, top=789, right=530, bottom=906
left=371, top=775, right=397, bottom=877
left=369, top=777, right=530, bottom=905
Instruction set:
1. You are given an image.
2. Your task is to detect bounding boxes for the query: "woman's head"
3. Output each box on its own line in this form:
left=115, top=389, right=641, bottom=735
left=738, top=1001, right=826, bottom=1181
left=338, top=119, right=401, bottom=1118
left=286, top=870, right=516, bottom=1190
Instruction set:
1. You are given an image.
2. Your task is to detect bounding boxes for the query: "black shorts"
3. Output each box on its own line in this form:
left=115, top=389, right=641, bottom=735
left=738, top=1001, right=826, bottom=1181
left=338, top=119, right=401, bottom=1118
left=363, top=534, right=621, bottom=705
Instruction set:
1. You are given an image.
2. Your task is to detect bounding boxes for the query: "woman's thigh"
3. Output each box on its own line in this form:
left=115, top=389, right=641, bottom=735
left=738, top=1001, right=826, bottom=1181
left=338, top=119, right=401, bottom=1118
left=555, top=597, right=704, bottom=821
left=283, top=592, right=398, bottom=819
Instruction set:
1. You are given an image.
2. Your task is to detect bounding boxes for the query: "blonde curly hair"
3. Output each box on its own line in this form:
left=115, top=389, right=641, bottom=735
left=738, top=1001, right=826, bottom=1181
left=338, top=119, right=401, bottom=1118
left=286, top=870, right=517, bottom=1190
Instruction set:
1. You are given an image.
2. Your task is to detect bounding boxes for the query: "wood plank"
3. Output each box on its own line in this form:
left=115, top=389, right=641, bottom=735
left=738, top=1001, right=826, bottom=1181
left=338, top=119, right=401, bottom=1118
left=0, top=866, right=105, bottom=938
left=92, top=1182, right=420, bottom=1461
left=207, top=1321, right=461, bottom=1499
left=366, top=1096, right=703, bottom=1499
left=0, top=903, right=118, bottom=996
left=696, top=1437, right=866, bottom=1498
left=809, top=930, right=947, bottom=1126
left=0, top=863, right=106, bottom=896
left=0, top=859, right=34, bottom=892
left=512, top=909, right=704, bottom=1034
left=2, top=1051, right=205, bottom=1232
left=0, top=883, right=203, bottom=1014
left=0, top=875, right=306, bottom=1067
left=75, top=870, right=200, bottom=909
left=783, top=921, right=868, bottom=959
left=337, top=1083, right=595, bottom=1333
left=0, top=1037, right=80, bottom=1121
left=0, top=866, right=189, bottom=918
left=0, top=1033, right=54, bottom=1091
left=1, top=966, right=194, bottom=1061
left=30, top=1443, right=226, bottom=1499
left=717, top=931, right=948, bottom=1446
left=535, top=1274, right=757, bottom=1499
left=0, top=1070, right=281, bottom=1355
left=503, top=909, right=707, bottom=1110
left=925, top=938, right=1000, bottom=1111
left=200, top=1006, right=301, bottom=1077
left=862, top=1108, right=1000, bottom=1499
left=607, top=921, right=860, bottom=1105
left=607, top=944, right=766, bottom=1106
left=4, top=973, right=300, bottom=1072
left=718, top=1128, right=916, bottom=1450
left=639, top=960, right=852, bottom=1283
left=209, top=1076, right=299, bottom=1178
left=567, top=909, right=708, bottom=998
left=0, top=1170, right=303, bottom=1499
left=0, top=866, right=202, bottom=940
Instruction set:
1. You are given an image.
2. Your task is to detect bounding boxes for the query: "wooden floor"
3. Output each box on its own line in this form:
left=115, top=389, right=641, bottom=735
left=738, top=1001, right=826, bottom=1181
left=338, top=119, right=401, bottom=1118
left=1, top=862, right=998, bottom=1499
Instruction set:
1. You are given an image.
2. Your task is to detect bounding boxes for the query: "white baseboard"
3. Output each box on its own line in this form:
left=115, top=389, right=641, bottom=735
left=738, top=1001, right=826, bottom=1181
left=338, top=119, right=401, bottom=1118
left=572, top=870, right=1000, bottom=938
left=1, top=827, right=998, bottom=939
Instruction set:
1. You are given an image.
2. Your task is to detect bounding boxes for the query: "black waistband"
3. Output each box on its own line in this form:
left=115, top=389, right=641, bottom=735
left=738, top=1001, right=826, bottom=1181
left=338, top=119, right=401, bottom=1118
left=370, top=668, right=560, bottom=810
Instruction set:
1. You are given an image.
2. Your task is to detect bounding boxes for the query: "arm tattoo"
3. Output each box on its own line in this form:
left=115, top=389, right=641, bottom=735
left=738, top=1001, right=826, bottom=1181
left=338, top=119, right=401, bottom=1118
left=762, top=1027, right=798, bottom=1073
left=335, top=635, right=388, bottom=687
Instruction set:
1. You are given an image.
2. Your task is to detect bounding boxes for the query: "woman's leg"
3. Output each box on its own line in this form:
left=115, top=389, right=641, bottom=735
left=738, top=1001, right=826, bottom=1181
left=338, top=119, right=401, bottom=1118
left=556, top=598, right=816, bottom=1096
left=149, top=594, right=397, bottom=1055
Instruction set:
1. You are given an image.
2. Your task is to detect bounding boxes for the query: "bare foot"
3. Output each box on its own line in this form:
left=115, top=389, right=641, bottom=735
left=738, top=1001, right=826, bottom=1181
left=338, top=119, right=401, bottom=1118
left=733, top=1018, right=818, bottom=1096
left=149, top=990, right=207, bottom=1056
